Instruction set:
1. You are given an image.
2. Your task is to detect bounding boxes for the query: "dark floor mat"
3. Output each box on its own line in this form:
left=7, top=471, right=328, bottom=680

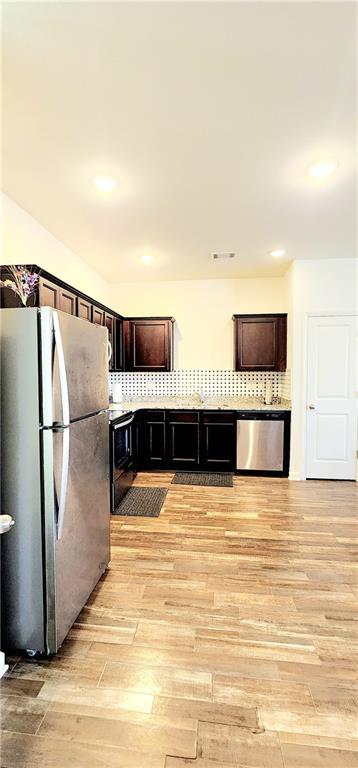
left=171, top=472, right=233, bottom=487
left=113, top=487, right=168, bottom=517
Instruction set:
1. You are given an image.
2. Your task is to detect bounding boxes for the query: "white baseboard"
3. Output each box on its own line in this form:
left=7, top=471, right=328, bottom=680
left=0, top=652, right=8, bottom=679
left=289, top=472, right=303, bottom=481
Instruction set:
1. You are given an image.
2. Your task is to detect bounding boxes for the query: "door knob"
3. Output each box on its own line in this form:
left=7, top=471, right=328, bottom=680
left=308, top=404, right=316, bottom=410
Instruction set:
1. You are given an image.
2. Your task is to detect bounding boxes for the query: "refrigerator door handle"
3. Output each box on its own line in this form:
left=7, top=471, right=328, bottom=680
left=53, top=312, right=70, bottom=426
left=56, top=427, right=70, bottom=540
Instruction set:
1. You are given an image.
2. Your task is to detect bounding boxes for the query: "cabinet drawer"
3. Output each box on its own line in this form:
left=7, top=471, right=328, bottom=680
left=203, top=411, right=234, bottom=423
left=168, top=411, right=199, bottom=423
left=142, top=410, right=165, bottom=422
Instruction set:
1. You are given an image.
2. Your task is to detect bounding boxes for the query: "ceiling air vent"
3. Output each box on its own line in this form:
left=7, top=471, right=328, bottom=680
left=212, top=252, right=236, bottom=260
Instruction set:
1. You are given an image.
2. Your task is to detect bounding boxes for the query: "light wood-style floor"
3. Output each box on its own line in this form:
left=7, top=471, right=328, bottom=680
left=1, top=473, right=357, bottom=767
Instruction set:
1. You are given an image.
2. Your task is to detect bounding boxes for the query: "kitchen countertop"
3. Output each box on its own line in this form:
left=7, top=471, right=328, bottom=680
left=109, top=396, right=291, bottom=413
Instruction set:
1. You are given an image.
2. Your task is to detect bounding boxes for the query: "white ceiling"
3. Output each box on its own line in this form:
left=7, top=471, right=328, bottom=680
left=2, top=2, right=356, bottom=282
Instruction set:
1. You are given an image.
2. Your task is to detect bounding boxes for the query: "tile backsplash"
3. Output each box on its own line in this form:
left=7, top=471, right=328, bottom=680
left=109, top=370, right=291, bottom=400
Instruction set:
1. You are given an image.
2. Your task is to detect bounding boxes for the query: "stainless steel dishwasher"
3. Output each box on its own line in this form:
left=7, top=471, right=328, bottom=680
left=236, top=412, right=287, bottom=473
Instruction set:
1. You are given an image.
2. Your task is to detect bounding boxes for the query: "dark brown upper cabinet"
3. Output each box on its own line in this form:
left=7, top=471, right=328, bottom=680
left=39, top=276, right=60, bottom=309
left=76, top=296, right=92, bottom=322
left=0, top=264, right=141, bottom=371
left=39, top=278, right=76, bottom=315
left=123, top=317, right=175, bottom=372
left=59, top=286, right=76, bottom=315
left=233, top=314, right=287, bottom=372
left=92, top=305, right=105, bottom=326
left=115, top=319, right=124, bottom=372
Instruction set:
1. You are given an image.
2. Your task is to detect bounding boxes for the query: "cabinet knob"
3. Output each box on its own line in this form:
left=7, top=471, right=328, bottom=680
left=308, top=404, right=316, bottom=410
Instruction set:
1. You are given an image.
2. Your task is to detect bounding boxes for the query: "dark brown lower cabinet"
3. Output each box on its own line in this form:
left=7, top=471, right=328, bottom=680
left=135, top=409, right=291, bottom=474
left=137, top=410, right=235, bottom=471
left=201, top=412, right=236, bottom=470
left=167, top=411, right=201, bottom=469
left=139, top=411, right=166, bottom=468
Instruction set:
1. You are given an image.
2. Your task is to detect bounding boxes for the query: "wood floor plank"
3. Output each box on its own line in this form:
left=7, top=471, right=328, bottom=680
left=152, top=695, right=260, bottom=729
left=196, top=721, right=284, bottom=766
left=37, top=709, right=197, bottom=758
left=37, top=680, right=153, bottom=714
left=0, top=731, right=166, bottom=767
left=99, top=660, right=212, bottom=700
left=0, top=694, right=49, bottom=734
left=280, top=742, right=358, bottom=767
left=2, top=473, right=357, bottom=766
left=213, top=675, right=315, bottom=713
left=0, top=678, right=44, bottom=698
left=9, top=657, right=105, bottom=686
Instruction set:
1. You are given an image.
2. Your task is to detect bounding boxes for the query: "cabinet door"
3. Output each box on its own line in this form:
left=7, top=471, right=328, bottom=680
left=59, top=287, right=77, bottom=316
left=104, top=313, right=115, bottom=370
left=115, top=319, right=124, bottom=371
left=39, top=276, right=60, bottom=309
left=234, top=315, right=287, bottom=371
left=125, top=319, right=172, bottom=371
left=77, top=297, right=92, bottom=322
left=201, top=412, right=236, bottom=470
left=140, top=411, right=166, bottom=469
left=167, top=412, right=200, bottom=468
left=92, top=305, right=105, bottom=325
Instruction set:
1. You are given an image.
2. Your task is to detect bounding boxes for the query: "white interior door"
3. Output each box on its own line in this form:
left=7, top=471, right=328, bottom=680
left=306, top=315, right=357, bottom=480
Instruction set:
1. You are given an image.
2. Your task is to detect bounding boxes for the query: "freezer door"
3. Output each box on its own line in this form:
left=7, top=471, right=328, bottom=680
left=43, top=411, right=110, bottom=653
left=40, top=307, right=109, bottom=426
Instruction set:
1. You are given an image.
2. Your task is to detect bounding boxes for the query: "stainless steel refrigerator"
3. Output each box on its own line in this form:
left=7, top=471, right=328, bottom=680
left=1, top=307, right=110, bottom=654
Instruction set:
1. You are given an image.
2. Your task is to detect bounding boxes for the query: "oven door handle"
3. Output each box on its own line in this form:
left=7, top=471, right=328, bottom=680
left=113, top=416, right=134, bottom=430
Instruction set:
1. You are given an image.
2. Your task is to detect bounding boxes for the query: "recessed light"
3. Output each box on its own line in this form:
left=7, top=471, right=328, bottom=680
left=308, top=161, right=337, bottom=180
left=140, top=254, right=155, bottom=265
left=92, top=175, right=117, bottom=192
left=270, top=249, right=286, bottom=258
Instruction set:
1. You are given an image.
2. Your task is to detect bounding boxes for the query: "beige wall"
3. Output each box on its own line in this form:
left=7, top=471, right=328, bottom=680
left=4, top=194, right=356, bottom=481
left=1, top=194, right=110, bottom=306
left=108, top=277, right=288, bottom=369
left=288, top=258, right=358, bottom=480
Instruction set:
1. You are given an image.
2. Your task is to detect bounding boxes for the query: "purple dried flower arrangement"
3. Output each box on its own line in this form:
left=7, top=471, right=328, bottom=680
left=0, top=265, right=39, bottom=306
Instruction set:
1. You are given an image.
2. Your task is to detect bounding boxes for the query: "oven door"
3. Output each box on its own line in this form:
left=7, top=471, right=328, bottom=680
left=112, top=415, right=133, bottom=469
left=111, top=415, right=135, bottom=510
